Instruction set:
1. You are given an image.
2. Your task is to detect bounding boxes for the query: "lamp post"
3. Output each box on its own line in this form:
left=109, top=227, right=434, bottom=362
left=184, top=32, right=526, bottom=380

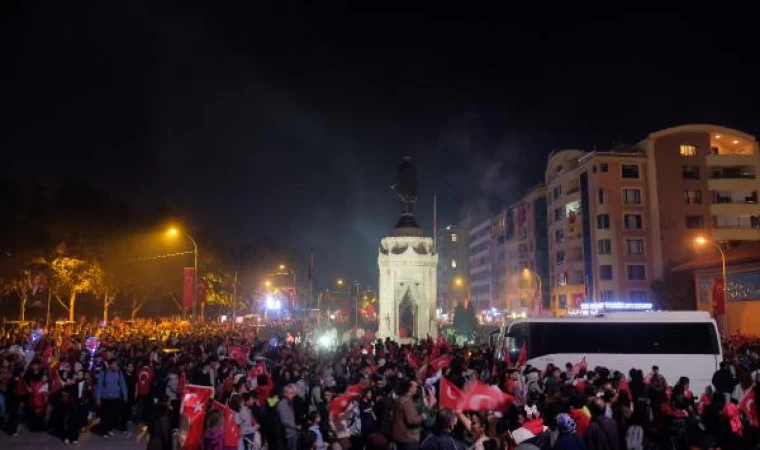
left=167, top=227, right=199, bottom=320
left=277, top=264, right=297, bottom=309
left=522, top=268, right=543, bottom=313
left=354, top=280, right=361, bottom=329
left=694, top=236, right=727, bottom=331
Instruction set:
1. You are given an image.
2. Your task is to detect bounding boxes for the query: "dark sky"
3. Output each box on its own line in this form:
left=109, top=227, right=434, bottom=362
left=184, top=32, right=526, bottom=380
left=3, top=3, right=760, bottom=288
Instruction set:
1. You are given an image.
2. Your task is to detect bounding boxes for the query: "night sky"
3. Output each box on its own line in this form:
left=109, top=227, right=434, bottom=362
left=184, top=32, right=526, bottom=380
left=3, top=4, right=760, bottom=288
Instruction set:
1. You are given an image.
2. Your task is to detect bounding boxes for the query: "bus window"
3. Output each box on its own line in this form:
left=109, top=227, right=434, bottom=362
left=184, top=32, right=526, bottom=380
left=506, top=322, right=529, bottom=359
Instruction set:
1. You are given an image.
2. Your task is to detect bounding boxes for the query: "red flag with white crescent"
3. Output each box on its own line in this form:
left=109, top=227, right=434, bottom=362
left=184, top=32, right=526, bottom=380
left=181, top=385, right=215, bottom=450
left=182, top=267, right=195, bottom=311
left=457, top=381, right=513, bottom=411
left=740, top=389, right=758, bottom=427
left=516, top=342, right=528, bottom=367
left=440, top=377, right=463, bottom=410
left=229, top=344, right=249, bottom=366
left=429, top=355, right=452, bottom=372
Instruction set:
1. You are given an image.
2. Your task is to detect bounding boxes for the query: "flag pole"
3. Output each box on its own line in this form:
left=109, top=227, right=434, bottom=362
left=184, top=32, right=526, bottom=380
left=433, top=194, right=437, bottom=251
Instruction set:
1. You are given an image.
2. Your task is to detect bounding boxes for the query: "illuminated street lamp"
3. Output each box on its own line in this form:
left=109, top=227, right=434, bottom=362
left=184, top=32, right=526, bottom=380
left=166, top=227, right=200, bottom=319
left=264, top=280, right=272, bottom=288
left=453, top=276, right=471, bottom=306
left=336, top=278, right=344, bottom=286
left=694, top=235, right=727, bottom=330
left=275, top=264, right=297, bottom=308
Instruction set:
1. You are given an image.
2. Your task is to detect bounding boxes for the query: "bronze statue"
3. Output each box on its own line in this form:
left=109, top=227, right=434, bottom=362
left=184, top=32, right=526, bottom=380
left=391, top=157, right=418, bottom=215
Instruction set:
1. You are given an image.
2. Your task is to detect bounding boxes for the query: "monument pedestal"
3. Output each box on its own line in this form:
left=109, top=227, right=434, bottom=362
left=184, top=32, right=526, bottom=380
left=377, top=235, right=438, bottom=341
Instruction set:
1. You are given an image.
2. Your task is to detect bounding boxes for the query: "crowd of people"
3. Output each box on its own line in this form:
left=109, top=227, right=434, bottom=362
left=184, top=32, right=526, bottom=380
left=0, top=319, right=759, bottom=450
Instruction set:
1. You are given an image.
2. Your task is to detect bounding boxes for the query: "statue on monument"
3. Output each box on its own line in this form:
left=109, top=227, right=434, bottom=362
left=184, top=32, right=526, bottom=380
left=391, top=157, right=418, bottom=215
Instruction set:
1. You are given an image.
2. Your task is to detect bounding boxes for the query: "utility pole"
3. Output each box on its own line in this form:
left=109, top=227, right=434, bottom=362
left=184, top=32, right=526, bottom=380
left=232, top=269, right=238, bottom=325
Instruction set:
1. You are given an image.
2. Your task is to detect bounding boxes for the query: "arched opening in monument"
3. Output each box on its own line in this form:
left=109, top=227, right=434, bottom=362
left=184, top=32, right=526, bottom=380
left=398, top=288, right=415, bottom=338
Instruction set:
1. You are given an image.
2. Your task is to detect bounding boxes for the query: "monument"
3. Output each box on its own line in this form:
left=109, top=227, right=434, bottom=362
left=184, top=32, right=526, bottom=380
left=377, top=157, right=438, bottom=341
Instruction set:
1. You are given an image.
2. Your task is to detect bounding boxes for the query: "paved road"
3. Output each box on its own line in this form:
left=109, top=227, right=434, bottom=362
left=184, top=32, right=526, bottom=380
left=2, top=425, right=151, bottom=450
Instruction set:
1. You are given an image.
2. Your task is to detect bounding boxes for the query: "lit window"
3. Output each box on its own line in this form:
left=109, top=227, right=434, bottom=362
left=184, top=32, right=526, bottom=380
left=684, top=190, right=702, bottom=205
left=599, top=265, right=613, bottom=280
left=451, top=234, right=457, bottom=242
left=451, top=260, right=457, bottom=269
left=680, top=144, right=697, bottom=157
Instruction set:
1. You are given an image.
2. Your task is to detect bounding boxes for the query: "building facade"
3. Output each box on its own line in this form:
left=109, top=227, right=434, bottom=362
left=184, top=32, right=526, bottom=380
left=436, top=225, right=467, bottom=313
left=468, top=218, right=493, bottom=311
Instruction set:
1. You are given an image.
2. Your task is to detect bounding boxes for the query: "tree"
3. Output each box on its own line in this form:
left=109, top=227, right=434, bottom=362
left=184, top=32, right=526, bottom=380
left=453, top=299, right=477, bottom=335
left=651, top=270, right=696, bottom=310
left=0, top=253, right=49, bottom=322
left=50, top=247, right=103, bottom=321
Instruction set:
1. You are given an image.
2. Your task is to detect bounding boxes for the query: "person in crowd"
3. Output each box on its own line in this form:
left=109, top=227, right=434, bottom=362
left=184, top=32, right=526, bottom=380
left=205, top=409, right=225, bottom=450
left=554, top=412, right=586, bottom=450
left=96, top=358, right=128, bottom=438
left=146, top=397, right=172, bottom=450
left=392, top=379, right=428, bottom=450
left=420, top=411, right=466, bottom=450
left=711, top=362, right=736, bottom=403
left=584, top=400, right=619, bottom=450
left=277, top=383, right=300, bottom=450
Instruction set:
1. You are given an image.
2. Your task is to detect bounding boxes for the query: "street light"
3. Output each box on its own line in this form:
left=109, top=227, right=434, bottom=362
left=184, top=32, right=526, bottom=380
left=522, top=268, right=543, bottom=312
left=453, top=276, right=471, bottom=308
left=166, top=227, right=200, bottom=320
left=336, top=278, right=344, bottom=286
left=275, top=264, right=297, bottom=309
left=264, top=280, right=272, bottom=288
left=694, top=235, right=728, bottom=331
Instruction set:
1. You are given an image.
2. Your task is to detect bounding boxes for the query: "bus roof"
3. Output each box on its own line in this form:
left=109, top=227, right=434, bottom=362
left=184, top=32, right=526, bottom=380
left=510, top=311, right=713, bottom=324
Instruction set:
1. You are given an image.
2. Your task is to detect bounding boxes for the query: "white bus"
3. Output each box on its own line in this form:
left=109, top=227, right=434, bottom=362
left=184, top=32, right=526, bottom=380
left=494, top=311, right=722, bottom=395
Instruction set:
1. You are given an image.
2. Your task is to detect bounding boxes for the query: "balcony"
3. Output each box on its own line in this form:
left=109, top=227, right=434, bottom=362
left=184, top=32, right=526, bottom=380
left=708, top=173, right=758, bottom=192
left=711, top=203, right=760, bottom=217
left=706, top=154, right=757, bottom=167
left=712, top=227, right=760, bottom=241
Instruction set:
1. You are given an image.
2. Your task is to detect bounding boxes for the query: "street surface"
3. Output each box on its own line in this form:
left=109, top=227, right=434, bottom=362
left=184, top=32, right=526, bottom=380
left=2, top=424, right=153, bottom=450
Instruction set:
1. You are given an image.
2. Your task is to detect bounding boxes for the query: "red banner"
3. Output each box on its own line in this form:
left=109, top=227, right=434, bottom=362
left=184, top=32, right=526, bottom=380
left=739, top=389, right=758, bottom=428
left=223, top=404, right=241, bottom=448
left=181, top=385, right=215, bottom=450
left=183, top=268, right=195, bottom=311
left=228, top=344, right=249, bottom=366
left=440, top=377, right=463, bottom=410
left=429, top=355, right=452, bottom=372
left=713, top=277, right=726, bottom=316
left=457, top=381, right=513, bottom=411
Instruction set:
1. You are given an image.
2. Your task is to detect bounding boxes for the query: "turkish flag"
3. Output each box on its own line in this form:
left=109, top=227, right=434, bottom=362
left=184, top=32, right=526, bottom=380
left=429, top=355, right=452, bottom=372
left=439, top=377, right=463, bottom=410
left=182, top=267, right=195, bottom=311
left=137, top=366, right=155, bottom=396
left=223, top=403, right=241, bottom=448
left=49, top=363, right=63, bottom=394
left=329, top=392, right=358, bottom=419
left=229, top=345, right=249, bottom=366
left=346, top=384, right=365, bottom=396
left=249, top=361, right=268, bottom=379
left=457, top=381, right=513, bottom=411
left=740, top=389, right=758, bottom=427
left=181, top=385, right=215, bottom=450
left=516, top=342, right=528, bottom=367
left=405, top=348, right=420, bottom=369
left=572, top=356, right=588, bottom=374
left=502, top=345, right=512, bottom=367
left=713, top=277, right=726, bottom=316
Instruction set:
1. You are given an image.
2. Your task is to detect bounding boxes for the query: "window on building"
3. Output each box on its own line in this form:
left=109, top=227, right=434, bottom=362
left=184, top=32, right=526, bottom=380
left=599, top=265, right=613, bottom=280
left=556, top=251, right=565, bottom=264
left=597, top=214, right=610, bottom=229
left=686, top=215, right=704, bottom=229
left=624, top=214, right=643, bottom=230
left=451, top=260, right=457, bottom=269
left=555, top=229, right=564, bottom=243
left=600, top=290, right=615, bottom=301
left=623, top=189, right=642, bottom=205
left=598, top=189, right=604, bottom=204
left=684, top=190, right=702, bottom=205
left=600, top=163, right=609, bottom=173
left=627, top=264, right=646, bottom=280
left=558, top=294, right=568, bottom=309
left=451, top=234, right=457, bottom=242
left=553, top=186, right=562, bottom=199
left=626, top=239, right=645, bottom=255
left=554, top=207, right=564, bottom=222
left=630, top=290, right=648, bottom=302
left=680, top=144, right=697, bottom=157
left=622, top=164, right=640, bottom=179
left=683, top=166, right=700, bottom=180
left=598, top=239, right=611, bottom=255
left=558, top=272, right=568, bottom=286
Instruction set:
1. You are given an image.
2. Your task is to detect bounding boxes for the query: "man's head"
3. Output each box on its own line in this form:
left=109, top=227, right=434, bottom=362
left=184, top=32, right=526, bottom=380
left=652, top=365, right=659, bottom=374
left=125, top=363, right=134, bottom=374
left=282, top=383, right=297, bottom=402
left=433, top=411, right=455, bottom=433
left=109, top=358, right=119, bottom=371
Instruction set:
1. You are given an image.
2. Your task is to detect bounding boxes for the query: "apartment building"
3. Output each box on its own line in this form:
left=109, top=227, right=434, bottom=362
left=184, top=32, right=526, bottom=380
left=504, top=185, right=549, bottom=310
left=437, top=225, right=467, bottom=313
left=468, top=217, right=493, bottom=311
